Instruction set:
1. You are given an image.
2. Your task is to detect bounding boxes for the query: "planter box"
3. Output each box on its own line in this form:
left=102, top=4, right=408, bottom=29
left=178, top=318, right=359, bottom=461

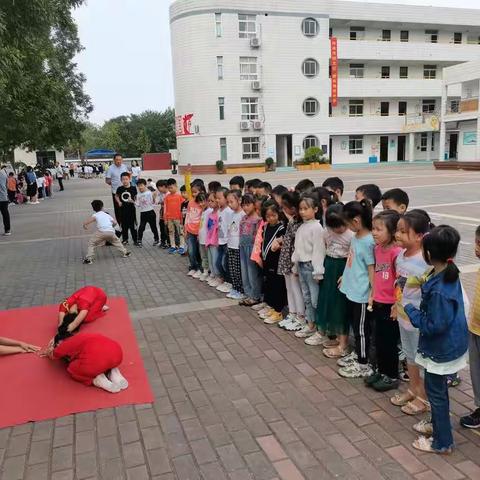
left=225, top=165, right=266, bottom=174
left=296, top=163, right=331, bottom=171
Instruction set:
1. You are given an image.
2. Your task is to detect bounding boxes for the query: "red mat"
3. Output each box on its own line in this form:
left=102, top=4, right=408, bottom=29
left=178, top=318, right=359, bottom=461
left=0, top=297, right=153, bottom=428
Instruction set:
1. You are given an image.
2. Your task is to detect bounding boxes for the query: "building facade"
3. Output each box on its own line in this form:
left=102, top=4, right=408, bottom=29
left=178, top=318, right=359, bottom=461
left=169, top=0, right=480, bottom=170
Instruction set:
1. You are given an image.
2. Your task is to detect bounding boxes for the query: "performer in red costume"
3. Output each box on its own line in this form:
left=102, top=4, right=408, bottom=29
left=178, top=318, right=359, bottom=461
left=58, top=286, right=108, bottom=333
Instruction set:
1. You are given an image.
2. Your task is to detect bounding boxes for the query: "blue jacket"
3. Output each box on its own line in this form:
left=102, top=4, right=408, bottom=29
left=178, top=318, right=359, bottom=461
left=405, top=270, right=468, bottom=363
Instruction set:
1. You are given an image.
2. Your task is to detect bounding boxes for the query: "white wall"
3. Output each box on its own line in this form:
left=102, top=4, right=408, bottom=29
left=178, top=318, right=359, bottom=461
left=457, top=121, right=478, bottom=161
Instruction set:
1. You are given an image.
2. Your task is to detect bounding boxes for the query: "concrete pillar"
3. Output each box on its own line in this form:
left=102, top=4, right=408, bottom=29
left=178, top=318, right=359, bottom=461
left=426, top=132, right=431, bottom=161
left=439, top=83, right=448, bottom=161
left=408, top=132, right=415, bottom=162
left=476, top=80, right=480, bottom=161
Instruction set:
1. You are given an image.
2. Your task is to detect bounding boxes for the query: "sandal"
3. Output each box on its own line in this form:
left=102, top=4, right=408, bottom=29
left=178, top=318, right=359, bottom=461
left=323, top=347, right=348, bottom=359
left=390, top=389, right=415, bottom=407
left=323, top=340, right=339, bottom=348
left=412, top=436, right=452, bottom=455
left=401, top=397, right=430, bottom=416
left=413, top=418, right=433, bottom=436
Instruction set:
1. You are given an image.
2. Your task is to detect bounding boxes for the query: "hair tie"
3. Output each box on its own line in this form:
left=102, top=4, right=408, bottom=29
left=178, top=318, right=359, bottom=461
left=447, top=258, right=454, bottom=264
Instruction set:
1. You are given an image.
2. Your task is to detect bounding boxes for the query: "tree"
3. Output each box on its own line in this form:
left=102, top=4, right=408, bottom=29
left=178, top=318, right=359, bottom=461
left=0, top=0, right=92, bottom=156
left=136, top=128, right=152, bottom=155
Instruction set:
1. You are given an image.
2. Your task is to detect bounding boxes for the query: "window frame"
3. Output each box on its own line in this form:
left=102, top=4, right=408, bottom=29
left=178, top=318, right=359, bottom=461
left=303, top=136, right=319, bottom=150
left=423, top=64, right=437, bottom=79
left=238, top=14, right=257, bottom=39
left=381, top=66, right=390, bottom=79
left=220, top=137, right=227, bottom=161
left=302, top=58, right=319, bottom=78
left=217, top=56, right=223, bottom=80
left=349, top=99, right=364, bottom=117
left=454, top=32, right=462, bottom=44
left=400, top=30, right=409, bottom=42
left=450, top=99, right=459, bottom=113
left=382, top=29, right=391, bottom=41
left=350, top=26, right=365, bottom=41
left=420, top=132, right=428, bottom=152
left=239, top=56, right=258, bottom=81
left=302, top=97, right=319, bottom=116
left=302, top=18, right=319, bottom=37
left=215, top=13, right=222, bottom=37
left=218, top=97, right=225, bottom=120
left=398, top=101, right=407, bottom=116
left=349, top=63, right=365, bottom=78
left=349, top=135, right=364, bottom=155
left=242, top=137, right=260, bottom=160
left=241, top=97, right=259, bottom=121
left=425, top=29, right=438, bottom=43
left=399, top=66, right=409, bottom=79
left=422, top=99, right=436, bottom=113
left=380, top=102, right=390, bottom=116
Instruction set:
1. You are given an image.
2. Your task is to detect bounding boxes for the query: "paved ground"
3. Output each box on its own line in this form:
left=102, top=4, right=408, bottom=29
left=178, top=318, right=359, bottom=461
left=1, top=164, right=480, bottom=480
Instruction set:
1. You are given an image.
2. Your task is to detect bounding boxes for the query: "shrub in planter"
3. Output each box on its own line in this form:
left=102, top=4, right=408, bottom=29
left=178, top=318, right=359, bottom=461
left=265, top=157, right=274, bottom=170
left=216, top=160, right=224, bottom=173
left=304, top=146, right=323, bottom=164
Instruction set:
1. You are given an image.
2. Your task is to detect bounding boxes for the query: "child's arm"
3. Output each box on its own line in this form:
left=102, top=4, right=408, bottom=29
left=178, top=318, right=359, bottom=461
left=312, top=228, right=326, bottom=281
left=83, top=217, right=96, bottom=230
left=66, top=310, right=89, bottom=333
left=0, top=337, right=40, bottom=355
left=367, top=264, right=375, bottom=309
left=405, top=292, right=454, bottom=335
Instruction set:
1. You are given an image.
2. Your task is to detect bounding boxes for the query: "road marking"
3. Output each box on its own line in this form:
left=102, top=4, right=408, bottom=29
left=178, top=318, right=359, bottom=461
left=460, top=222, right=479, bottom=227
left=460, top=241, right=472, bottom=245
left=420, top=210, right=480, bottom=223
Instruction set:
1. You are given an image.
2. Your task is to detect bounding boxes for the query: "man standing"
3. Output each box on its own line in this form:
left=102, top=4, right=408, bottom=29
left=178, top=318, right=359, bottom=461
left=55, top=162, right=64, bottom=191
left=0, top=165, right=11, bottom=236
left=105, top=153, right=128, bottom=226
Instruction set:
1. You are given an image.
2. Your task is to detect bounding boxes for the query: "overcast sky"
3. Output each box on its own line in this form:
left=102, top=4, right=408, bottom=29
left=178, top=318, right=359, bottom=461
left=74, top=0, right=480, bottom=125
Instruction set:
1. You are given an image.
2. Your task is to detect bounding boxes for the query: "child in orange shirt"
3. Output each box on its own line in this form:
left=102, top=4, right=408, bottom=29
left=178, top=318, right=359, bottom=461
left=164, top=178, right=185, bottom=254
left=7, top=172, right=17, bottom=204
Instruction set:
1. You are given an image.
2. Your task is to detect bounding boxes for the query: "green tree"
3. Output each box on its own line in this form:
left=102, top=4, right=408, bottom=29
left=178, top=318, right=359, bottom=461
left=136, top=128, right=152, bottom=155
left=0, top=0, right=92, bottom=156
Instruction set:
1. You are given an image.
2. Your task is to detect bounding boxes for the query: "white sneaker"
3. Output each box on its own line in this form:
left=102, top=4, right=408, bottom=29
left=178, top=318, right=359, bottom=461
left=109, top=367, right=129, bottom=390
left=279, top=314, right=295, bottom=328
left=199, top=272, right=209, bottom=281
left=192, top=270, right=203, bottom=279
left=93, top=373, right=121, bottom=393
left=304, top=332, right=327, bottom=346
left=216, top=283, right=231, bottom=293
left=337, top=351, right=357, bottom=367
left=285, top=320, right=303, bottom=332
left=227, top=290, right=245, bottom=300
left=295, top=325, right=316, bottom=338
left=252, top=302, right=267, bottom=311
left=338, top=362, right=373, bottom=378
left=187, top=269, right=196, bottom=276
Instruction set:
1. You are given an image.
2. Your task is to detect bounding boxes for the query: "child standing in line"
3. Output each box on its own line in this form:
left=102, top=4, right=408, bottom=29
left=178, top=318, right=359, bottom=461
left=355, top=184, right=382, bottom=209
left=364, top=210, right=402, bottom=392
left=337, top=200, right=375, bottom=378
left=215, top=187, right=233, bottom=293
left=238, top=193, right=262, bottom=306
left=36, top=172, right=45, bottom=200
left=391, top=209, right=431, bottom=415
left=164, top=178, right=185, bottom=254
left=115, top=172, right=138, bottom=246
left=292, top=193, right=326, bottom=340
left=318, top=205, right=354, bottom=358
left=277, top=191, right=305, bottom=332
left=381, top=188, right=409, bottom=214
left=136, top=178, right=159, bottom=247
left=185, top=185, right=206, bottom=277
left=460, top=225, right=480, bottom=429
left=180, top=185, right=189, bottom=225
left=259, top=200, right=287, bottom=324
left=322, top=177, right=344, bottom=202
left=7, top=172, right=17, bottom=204
left=226, top=190, right=246, bottom=300
left=156, top=180, right=170, bottom=249
left=44, top=171, right=52, bottom=198
left=206, top=192, right=220, bottom=287
left=406, top=226, right=468, bottom=454
left=198, top=194, right=213, bottom=282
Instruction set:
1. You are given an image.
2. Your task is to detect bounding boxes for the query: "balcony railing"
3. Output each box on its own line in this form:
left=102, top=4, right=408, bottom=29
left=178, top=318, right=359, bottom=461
left=402, top=112, right=440, bottom=133
left=459, top=98, right=479, bottom=113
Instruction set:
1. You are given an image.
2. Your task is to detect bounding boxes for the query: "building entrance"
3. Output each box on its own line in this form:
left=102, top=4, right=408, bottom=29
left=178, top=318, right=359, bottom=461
left=276, top=135, right=292, bottom=167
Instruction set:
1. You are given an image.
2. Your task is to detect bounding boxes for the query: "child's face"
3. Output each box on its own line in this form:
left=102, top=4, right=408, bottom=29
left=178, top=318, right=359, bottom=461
left=216, top=192, right=227, bottom=208
left=248, top=186, right=255, bottom=194
left=138, top=183, right=147, bottom=193
left=282, top=202, right=296, bottom=219
left=121, top=176, right=131, bottom=187
left=230, top=183, right=241, bottom=191
left=475, top=234, right=480, bottom=260
left=265, top=208, right=279, bottom=225
left=272, top=193, right=283, bottom=205
left=208, top=195, right=217, bottom=209
left=198, top=200, right=207, bottom=210
left=256, top=187, right=266, bottom=197
left=167, top=184, right=177, bottom=194
left=158, top=185, right=168, bottom=193
left=325, top=186, right=342, bottom=201
left=299, top=200, right=318, bottom=222
left=181, top=190, right=189, bottom=200
left=372, top=218, right=391, bottom=246
left=382, top=198, right=406, bottom=214
left=331, top=225, right=347, bottom=234
left=355, top=190, right=365, bottom=202
left=242, top=202, right=255, bottom=216
left=191, top=187, right=200, bottom=199
left=255, top=200, right=262, bottom=215
left=395, top=218, right=421, bottom=249
left=227, top=194, right=240, bottom=211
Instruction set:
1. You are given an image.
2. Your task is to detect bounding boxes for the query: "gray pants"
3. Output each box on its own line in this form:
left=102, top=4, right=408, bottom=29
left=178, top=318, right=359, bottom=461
left=469, top=332, right=480, bottom=407
left=86, top=230, right=127, bottom=260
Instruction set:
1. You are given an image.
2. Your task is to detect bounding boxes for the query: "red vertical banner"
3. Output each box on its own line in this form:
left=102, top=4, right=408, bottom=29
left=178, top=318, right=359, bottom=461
left=331, top=37, right=338, bottom=107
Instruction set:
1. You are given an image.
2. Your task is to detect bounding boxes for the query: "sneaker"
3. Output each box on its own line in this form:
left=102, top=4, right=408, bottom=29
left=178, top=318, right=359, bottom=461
left=168, top=247, right=177, bottom=254
left=285, top=319, right=303, bottom=332
left=187, top=269, right=197, bottom=276
left=226, top=290, right=245, bottom=300
left=199, top=272, right=209, bottom=281
left=208, top=278, right=220, bottom=287
left=258, top=307, right=271, bottom=316
left=83, top=258, right=93, bottom=264
left=447, top=374, right=461, bottom=388
left=460, top=408, right=480, bottom=429
left=304, top=332, right=327, bottom=346
left=216, top=283, right=232, bottom=293
left=160, top=243, right=169, bottom=249
left=135, top=242, right=142, bottom=248
left=337, top=351, right=358, bottom=368
left=372, top=374, right=400, bottom=392
left=259, top=308, right=275, bottom=319
left=252, top=302, right=267, bottom=311
left=264, top=311, right=283, bottom=324
left=3, top=231, right=11, bottom=236
left=279, top=314, right=296, bottom=328
left=152, top=240, right=159, bottom=246
left=192, top=270, right=203, bottom=279
left=338, top=362, right=373, bottom=378
left=122, top=240, right=129, bottom=245
left=177, top=247, right=186, bottom=255
left=123, top=251, right=132, bottom=258
left=364, top=371, right=382, bottom=388
left=295, top=325, right=316, bottom=338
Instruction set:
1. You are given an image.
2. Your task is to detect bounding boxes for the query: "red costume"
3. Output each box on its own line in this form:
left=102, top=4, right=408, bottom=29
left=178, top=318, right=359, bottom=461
left=58, top=286, right=107, bottom=323
left=53, top=333, right=123, bottom=385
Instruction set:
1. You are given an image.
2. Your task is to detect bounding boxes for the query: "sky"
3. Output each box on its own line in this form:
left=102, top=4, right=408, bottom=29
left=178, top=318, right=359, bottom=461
left=73, top=0, right=480, bottom=125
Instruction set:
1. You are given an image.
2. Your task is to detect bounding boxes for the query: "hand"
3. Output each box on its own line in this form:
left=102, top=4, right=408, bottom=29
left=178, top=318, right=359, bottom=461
left=39, top=345, right=54, bottom=358
left=83, top=223, right=88, bottom=230
left=271, top=239, right=281, bottom=252
left=390, top=304, right=397, bottom=320
left=337, top=276, right=343, bottom=289
left=19, top=342, right=41, bottom=353
left=367, top=297, right=373, bottom=312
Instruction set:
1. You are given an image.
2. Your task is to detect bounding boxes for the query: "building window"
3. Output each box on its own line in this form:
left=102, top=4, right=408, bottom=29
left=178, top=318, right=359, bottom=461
left=303, top=98, right=319, bottom=116
left=302, top=18, right=318, bottom=37
left=215, top=13, right=222, bottom=37
left=431, top=134, right=435, bottom=151
left=420, top=133, right=428, bottom=152
left=423, top=65, right=437, bottom=79
left=218, top=97, right=225, bottom=120
left=425, top=29, right=438, bottom=43
left=381, top=102, right=389, bottom=116
left=217, top=56, right=223, bottom=80
left=450, top=100, right=459, bottom=113
left=350, top=26, right=365, bottom=41
left=422, top=99, right=436, bottom=113
left=382, top=29, right=391, bottom=41
left=349, top=99, right=364, bottom=117
left=349, top=135, right=363, bottom=154
left=303, top=136, right=319, bottom=150
left=242, top=137, right=260, bottom=159
left=398, top=101, right=407, bottom=116
left=302, top=58, right=319, bottom=78
left=381, top=66, right=390, bottom=79
left=239, top=57, right=257, bottom=80
left=239, top=14, right=256, bottom=38
left=399, top=66, right=409, bottom=79
left=349, top=63, right=364, bottom=78
left=454, top=32, right=462, bottom=44
left=400, top=30, right=409, bottom=42
left=329, top=27, right=332, bottom=39
left=220, top=137, right=227, bottom=161
left=241, top=97, right=259, bottom=120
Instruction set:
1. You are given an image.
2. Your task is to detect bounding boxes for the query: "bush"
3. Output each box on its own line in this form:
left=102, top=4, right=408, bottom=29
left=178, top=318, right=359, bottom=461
left=216, top=160, right=224, bottom=173
left=304, top=146, right=323, bottom=164
left=265, top=157, right=274, bottom=169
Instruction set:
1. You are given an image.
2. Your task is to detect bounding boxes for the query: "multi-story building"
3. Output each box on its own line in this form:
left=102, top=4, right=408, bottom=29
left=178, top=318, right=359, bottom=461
left=169, top=0, right=480, bottom=171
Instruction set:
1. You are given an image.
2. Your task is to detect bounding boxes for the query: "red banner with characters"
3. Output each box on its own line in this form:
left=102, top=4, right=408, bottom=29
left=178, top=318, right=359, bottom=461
left=331, top=37, right=338, bottom=107
left=175, top=113, right=194, bottom=136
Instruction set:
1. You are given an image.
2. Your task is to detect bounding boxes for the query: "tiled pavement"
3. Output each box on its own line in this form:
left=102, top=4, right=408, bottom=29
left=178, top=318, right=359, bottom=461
left=2, top=167, right=480, bottom=480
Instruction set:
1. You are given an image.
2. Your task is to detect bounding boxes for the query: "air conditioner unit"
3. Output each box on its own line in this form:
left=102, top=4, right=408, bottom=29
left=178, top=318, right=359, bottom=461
left=250, top=37, right=261, bottom=48
left=240, top=121, right=251, bottom=130
left=251, top=80, right=261, bottom=90
left=252, top=120, right=263, bottom=130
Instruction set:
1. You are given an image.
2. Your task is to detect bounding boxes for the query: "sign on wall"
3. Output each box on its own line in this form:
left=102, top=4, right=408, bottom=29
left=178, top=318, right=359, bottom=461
left=331, top=37, right=338, bottom=107
left=175, top=113, right=195, bottom=136
left=463, top=132, right=477, bottom=145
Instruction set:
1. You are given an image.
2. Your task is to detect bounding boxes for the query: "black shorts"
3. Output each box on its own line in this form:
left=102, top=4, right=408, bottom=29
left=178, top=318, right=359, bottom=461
left=26, top=184, right=37, bottom=197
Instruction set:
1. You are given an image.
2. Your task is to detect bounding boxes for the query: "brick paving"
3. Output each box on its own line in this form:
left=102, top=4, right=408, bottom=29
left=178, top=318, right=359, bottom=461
left=1, top=166, right=480, bottom=480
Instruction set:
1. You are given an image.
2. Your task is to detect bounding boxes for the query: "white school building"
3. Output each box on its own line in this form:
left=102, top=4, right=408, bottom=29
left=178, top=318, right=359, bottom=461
left=169, top=0, right=480, bottom=171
